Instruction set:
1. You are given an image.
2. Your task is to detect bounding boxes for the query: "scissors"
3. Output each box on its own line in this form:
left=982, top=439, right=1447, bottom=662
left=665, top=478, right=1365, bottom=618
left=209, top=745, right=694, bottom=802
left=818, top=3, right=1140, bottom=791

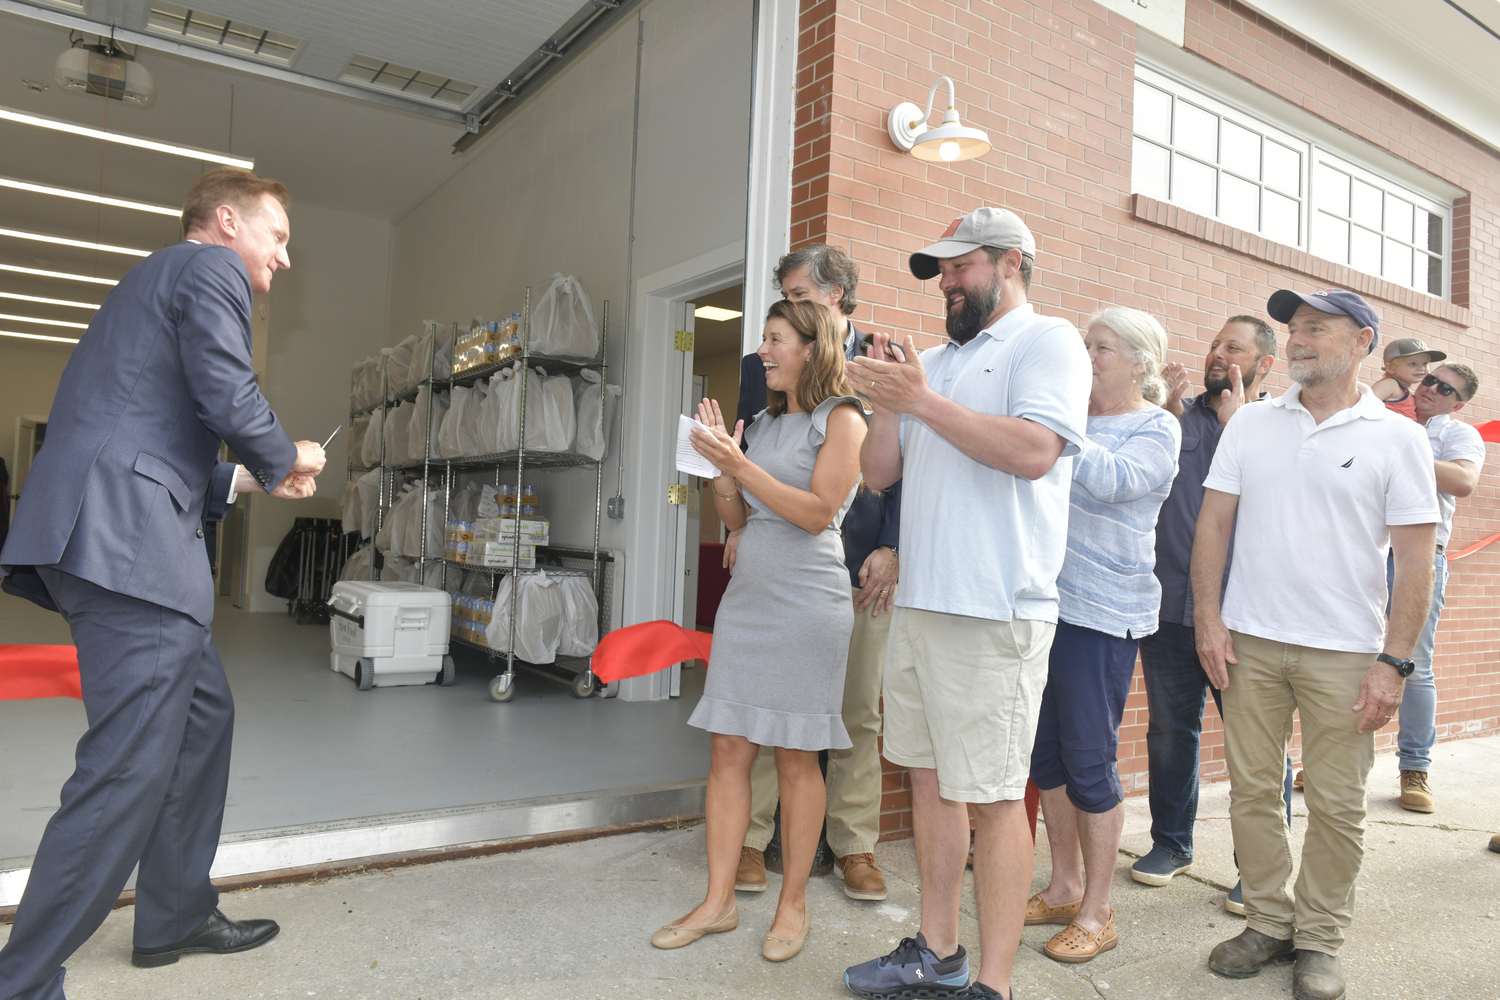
left=321, top=426, right=341, bottom=449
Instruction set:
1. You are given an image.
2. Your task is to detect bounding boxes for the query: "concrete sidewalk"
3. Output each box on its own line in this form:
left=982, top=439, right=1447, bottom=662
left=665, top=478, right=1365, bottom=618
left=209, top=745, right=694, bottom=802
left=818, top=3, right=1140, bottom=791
left=5, top=737, right=1497, bottom=999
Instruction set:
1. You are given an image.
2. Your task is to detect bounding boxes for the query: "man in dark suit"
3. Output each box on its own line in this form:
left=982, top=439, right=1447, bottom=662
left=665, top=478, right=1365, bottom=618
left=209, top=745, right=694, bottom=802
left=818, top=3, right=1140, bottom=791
left=0, top=167, right=326, bottom=999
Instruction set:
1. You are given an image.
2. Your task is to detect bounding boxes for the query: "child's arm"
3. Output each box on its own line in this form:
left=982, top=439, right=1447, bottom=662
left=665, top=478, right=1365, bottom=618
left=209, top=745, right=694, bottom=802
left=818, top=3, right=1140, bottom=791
left=1371, top=376, right=1401, bottom=400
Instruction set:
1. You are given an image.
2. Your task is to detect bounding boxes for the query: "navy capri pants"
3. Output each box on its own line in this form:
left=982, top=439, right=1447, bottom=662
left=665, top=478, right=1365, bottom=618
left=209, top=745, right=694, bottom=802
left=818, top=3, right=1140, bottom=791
left=1030, top=619, right=1139, bottom=813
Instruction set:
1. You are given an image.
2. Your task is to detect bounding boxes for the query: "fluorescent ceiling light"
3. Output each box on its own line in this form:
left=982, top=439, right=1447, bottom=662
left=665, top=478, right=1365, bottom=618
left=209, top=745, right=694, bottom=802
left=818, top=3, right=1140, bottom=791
left=0, top=262, right=118, bottom=286
left=0, top=105, right=253, bottom=169
left=0, top=290, right=100, bottom=310
left=0, top=312, right=88, bottom=329
left=0, top=227, right=151, bottom=257
left=694, top=306, right=743, bottom=322
left=0, top=175, right=180, bottom=217
left=0, top=329, right=80, bottom=344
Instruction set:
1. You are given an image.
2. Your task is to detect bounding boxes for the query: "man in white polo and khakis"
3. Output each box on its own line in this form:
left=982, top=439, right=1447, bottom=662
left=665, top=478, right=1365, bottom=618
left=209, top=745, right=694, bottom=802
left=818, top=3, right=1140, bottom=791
left=1193, top=288, right=1438, bottom=1000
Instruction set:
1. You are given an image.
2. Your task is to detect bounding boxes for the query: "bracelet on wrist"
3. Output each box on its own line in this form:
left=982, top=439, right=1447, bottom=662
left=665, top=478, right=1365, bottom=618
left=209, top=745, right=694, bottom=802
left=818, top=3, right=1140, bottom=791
left=710, top=482, right=740, bottom=500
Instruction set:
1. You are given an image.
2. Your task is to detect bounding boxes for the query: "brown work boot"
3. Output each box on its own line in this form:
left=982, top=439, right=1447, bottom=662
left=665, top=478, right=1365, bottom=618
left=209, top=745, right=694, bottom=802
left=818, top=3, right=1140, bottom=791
left=735, top=846, right=767, bottom=892
left=1293, top=949, right=1346, bottom=1000
left=1400, top=770, right=1435, bottom=813
left=1209, top=927, right=1295, bottom=978
left=833, top=852, right=887, bottom=901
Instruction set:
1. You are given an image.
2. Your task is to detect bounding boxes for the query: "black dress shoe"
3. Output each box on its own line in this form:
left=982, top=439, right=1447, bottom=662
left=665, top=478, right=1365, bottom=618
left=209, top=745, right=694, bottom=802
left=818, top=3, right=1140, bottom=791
left=132, top=908, right=280, bottom=967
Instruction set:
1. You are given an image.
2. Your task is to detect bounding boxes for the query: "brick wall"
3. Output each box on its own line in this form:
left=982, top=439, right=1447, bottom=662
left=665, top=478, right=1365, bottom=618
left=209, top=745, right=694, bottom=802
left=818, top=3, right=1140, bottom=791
left=790, top=0, right=1500, bottom=842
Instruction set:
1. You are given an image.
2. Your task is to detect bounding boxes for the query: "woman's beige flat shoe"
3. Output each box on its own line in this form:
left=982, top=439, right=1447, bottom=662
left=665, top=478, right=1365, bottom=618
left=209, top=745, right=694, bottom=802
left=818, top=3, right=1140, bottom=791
left=650, top=905, right=738, bottom=950
left=761, top=908, right=810, bottom=962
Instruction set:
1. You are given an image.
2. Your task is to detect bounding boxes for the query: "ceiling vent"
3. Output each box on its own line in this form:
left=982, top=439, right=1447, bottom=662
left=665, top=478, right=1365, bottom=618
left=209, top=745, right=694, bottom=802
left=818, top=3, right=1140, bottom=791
left=339, top=56, right=477, bottom=110
left=146, top=2, right=305, bottom=66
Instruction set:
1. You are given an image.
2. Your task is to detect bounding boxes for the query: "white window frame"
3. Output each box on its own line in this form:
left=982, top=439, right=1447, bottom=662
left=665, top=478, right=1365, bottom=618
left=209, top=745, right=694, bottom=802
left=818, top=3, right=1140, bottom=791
left=1131, top=58, right=1455, bottom=300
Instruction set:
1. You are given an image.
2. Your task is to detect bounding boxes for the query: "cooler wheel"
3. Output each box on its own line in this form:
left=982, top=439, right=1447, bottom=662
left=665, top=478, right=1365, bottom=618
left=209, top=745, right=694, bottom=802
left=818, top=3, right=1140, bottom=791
left=355, top=658, right=374, bottom=691
left=438, top=655, right=456, bottom=687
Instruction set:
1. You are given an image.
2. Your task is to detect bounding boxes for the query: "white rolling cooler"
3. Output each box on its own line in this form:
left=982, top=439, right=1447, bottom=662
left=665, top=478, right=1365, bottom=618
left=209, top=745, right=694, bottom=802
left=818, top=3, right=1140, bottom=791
left=328, top=581, right=455, bottom=691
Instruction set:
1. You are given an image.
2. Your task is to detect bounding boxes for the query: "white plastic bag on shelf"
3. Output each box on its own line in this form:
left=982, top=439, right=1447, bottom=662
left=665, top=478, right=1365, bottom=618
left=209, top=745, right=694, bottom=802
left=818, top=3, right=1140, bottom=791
left=486, top=570, right=566, bottom=664
left=358, top=357, right=382, bottom=410
left=450, top=482, right=483, bottom=523
left=341, top=481, right=362, bottom=535
left=572, top=370, right=621, bottom=461
left=348, top=414, right=370, bottom=467
left=381, top=554, right=416, bottom=583
left=500, top=366, right=548, bottom=452
left=356, top=468, right=382, bottom=539
left=387, top=486, right=441, bottom=559
left=385, top=402, right=414, bottom=466
left=340, top=545, right=374, bottom=582
left=460, top=570, right=491, bottom=599
left=374, top=499, right=396, bottom=554
left=459, top=379, right=488, bottom=456
left=361, top=408, right=385, bottom=468
left=422, top=559, right=445, bottom=590
left=556, top=575, right=600, bottom=657
left=407, top=386, right=449, bottom=463
left=535, top=371, right=576, bottom=452
left=408, top=322, right=452, bottom=387
left=437, top=385, right=470, bottom=458
left=530, top=274, right=598, bottom=358
left=385, top=335, right=420, bottom=397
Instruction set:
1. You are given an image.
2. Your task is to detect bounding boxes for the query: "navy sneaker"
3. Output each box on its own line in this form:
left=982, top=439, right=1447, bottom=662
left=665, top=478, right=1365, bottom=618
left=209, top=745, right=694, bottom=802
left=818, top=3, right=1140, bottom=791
left=957, top=983, right=1009, bottom=999
left=1226, top=880, right=1246, bottom=915
left=1129, top=844, right=1193, bottom=886
left=844, top=933, right=969, bottom=998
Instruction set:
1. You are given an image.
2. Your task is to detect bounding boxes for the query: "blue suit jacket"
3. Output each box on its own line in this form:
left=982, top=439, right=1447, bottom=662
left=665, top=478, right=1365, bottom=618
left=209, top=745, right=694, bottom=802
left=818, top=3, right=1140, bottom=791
left=0, top=241, right=297, bottom=625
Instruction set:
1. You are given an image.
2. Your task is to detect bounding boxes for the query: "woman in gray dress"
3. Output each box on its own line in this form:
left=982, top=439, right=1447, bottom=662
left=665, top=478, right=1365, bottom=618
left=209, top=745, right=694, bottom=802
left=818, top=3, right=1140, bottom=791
left=650, top=299, right=866, bottom=962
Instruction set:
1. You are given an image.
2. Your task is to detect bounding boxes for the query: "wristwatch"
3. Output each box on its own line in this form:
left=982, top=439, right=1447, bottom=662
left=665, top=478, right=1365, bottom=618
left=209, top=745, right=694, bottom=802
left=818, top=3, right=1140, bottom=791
left=1377, top=653, right=1416, bottom=678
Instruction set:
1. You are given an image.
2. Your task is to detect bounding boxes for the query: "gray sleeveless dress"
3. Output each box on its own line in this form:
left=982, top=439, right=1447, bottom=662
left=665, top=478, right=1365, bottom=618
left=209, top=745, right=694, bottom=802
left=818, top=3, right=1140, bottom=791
left=688, top=395, right=862, bottom=751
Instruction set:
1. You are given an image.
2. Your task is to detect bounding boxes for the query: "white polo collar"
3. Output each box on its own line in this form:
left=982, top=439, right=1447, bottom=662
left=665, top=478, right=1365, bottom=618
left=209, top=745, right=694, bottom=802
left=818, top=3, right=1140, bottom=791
left=944, top=303, right=1036, bottom=352
left=1271, top=381, right=1387, bottom=421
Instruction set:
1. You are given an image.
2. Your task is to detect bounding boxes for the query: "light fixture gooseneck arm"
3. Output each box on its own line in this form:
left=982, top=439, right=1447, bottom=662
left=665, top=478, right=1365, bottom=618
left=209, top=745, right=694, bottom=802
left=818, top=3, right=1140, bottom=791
left=920, top=76, right=957, bottom=126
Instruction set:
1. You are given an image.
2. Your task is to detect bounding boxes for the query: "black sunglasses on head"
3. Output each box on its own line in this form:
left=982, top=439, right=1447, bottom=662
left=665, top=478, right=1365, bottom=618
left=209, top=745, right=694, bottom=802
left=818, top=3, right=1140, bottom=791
left=1422, top=374, right=1461, bottom=398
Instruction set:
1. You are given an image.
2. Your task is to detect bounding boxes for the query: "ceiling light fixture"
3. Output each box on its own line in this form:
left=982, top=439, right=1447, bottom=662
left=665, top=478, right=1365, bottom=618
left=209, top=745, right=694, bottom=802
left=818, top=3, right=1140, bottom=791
left=0, top=105, right=253, bottom=169
left=0, top=312, right=89, bottom=329
left=0, top=329, right=81, bottom=345
left=0, top=175, right=181, bottom=217
left=0, top=290, right=100, bottom=309
left=694, top=305, right=743, bottom=322
left=0, top=226, right=151, bottom=258
left=887, top=76, right=991, bottom=163
left=0, top=262, right=119, bottom=286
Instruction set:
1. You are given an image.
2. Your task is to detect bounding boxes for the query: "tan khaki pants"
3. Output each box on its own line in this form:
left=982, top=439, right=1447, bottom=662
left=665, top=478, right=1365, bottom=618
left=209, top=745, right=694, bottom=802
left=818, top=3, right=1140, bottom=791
left=1223, top=631, right=1377, bottom=955
left=745, top=586, right=888, bottom=856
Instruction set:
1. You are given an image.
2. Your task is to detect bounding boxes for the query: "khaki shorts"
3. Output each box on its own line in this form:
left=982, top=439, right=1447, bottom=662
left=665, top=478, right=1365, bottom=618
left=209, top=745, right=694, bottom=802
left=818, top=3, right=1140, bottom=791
left=882, top=607, right=1054, bottom=803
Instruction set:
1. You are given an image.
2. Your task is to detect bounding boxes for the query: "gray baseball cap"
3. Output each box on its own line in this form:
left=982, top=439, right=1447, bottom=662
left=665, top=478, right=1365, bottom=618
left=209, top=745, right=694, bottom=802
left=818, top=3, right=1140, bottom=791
left=909, top=207, right=1036, bottom=280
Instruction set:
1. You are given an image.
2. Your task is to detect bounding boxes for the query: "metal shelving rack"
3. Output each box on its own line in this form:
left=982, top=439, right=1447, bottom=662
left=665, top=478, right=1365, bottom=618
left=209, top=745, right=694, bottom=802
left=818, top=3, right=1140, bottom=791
left=366, top=290, right=612, bottom=702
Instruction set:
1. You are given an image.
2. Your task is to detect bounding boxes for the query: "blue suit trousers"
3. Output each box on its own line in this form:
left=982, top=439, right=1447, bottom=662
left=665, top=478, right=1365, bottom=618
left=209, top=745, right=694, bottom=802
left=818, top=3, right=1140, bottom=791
left=0, top=569, right=233, bottom=1000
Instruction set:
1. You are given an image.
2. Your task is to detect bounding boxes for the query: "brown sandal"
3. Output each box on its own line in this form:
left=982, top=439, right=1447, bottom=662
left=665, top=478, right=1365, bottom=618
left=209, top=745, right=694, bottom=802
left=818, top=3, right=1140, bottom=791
left=1043, top=913, right=1118, bottom=963
left=1024, top=892, right=1083, bottom=926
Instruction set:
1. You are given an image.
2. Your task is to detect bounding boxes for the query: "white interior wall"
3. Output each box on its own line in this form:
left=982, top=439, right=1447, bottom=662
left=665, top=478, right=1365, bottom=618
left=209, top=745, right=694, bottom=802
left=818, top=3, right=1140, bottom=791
left=0, top=340, right=73, bottom=497
left=386, top=0, right=752, bottom=623
left=245, top=202, right=392, bottom=612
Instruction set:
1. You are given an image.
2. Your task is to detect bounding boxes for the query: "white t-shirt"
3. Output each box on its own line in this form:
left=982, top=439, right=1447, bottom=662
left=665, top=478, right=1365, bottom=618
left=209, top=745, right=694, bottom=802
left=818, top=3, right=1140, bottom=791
left=1203, top=383, right=1439, bottom=653
left=896, top=304, right=1091, bottom=622
left=1424, top=414, right=1488, bottom=547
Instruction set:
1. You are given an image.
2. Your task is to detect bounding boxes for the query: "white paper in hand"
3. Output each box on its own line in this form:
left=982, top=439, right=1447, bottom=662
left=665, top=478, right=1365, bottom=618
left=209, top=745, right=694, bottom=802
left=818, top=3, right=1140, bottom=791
left=675, top=413, right=721, bottom=479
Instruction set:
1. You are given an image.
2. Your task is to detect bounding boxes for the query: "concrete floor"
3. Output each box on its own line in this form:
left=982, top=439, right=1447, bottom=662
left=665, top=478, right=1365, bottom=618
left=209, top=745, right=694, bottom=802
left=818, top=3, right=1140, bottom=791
left=6, top=736, right=1496, bottom=1000
left=0, top=592, right=709, bottom=862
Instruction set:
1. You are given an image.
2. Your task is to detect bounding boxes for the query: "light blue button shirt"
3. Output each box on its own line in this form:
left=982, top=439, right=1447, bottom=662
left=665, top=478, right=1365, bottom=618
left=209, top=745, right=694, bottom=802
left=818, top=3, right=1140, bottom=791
left=897, top=304, right=1091, bottom=622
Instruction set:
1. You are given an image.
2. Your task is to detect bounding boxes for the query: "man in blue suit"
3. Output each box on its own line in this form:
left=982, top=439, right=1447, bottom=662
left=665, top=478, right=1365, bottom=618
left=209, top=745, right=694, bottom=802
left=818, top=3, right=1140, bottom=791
left=0, top=167, right=326, bottom=999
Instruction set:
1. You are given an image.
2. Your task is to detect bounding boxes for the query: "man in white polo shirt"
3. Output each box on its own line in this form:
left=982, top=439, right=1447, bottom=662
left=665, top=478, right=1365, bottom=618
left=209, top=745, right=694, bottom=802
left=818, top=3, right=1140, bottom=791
left=840, top=208, right=1090, bottom=1000
left=1193, top=288, right=1438, bottom=1000
left=1392, top=361, right=1485, bottom=813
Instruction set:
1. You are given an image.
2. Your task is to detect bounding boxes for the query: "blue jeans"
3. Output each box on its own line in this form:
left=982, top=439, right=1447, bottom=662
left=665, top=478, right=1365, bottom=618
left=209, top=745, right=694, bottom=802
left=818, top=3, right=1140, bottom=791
left=1140, top=621, right=1291, bottom=859
left=1386, top=550, right=1447, bottom=772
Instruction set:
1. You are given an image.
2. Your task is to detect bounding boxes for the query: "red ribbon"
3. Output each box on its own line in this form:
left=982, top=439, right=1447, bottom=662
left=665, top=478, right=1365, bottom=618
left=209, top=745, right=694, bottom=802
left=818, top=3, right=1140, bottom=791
left=0, top=646, right=82, bottom=700
left=590, top=621, right=713, bottom=683
left=1475, top=420, right=1500, bottom=444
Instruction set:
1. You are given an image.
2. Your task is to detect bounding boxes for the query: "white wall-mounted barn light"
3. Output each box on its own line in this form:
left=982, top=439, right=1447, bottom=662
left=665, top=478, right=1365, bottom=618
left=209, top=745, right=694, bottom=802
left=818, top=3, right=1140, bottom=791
left=887, top=76, right=991, bottom=162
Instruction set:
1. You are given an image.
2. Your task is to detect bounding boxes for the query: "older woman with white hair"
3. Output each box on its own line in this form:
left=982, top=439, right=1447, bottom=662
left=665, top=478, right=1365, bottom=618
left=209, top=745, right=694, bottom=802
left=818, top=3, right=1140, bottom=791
left=1024, top=307, right=1182, bottom=963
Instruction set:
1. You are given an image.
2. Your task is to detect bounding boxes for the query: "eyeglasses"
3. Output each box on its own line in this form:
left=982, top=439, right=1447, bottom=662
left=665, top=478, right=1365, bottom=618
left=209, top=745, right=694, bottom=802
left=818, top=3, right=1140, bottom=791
left=1421, top=374, right=1462, bottom=399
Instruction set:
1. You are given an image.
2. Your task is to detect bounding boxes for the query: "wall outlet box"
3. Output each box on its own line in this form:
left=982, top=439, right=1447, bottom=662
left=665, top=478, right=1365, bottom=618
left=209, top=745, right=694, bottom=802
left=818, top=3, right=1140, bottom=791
left=607, top=496, right=625, bottom=519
